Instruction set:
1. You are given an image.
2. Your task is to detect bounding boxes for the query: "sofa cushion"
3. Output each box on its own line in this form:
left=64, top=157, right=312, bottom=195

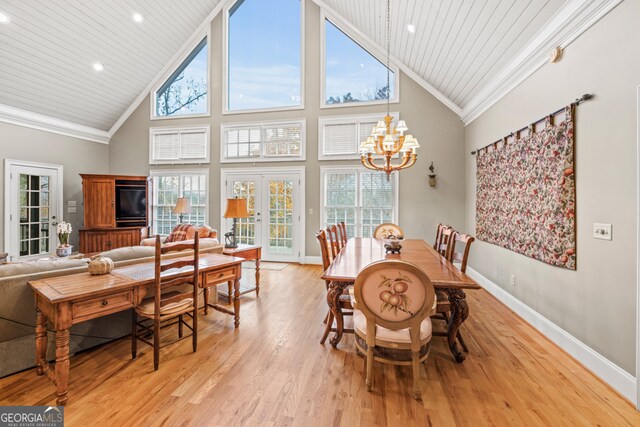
left=165, top=224, right=195, bottom=243
left=0, top=258, right=89, bottom=279
left=100, top=246, right=156, bottom=263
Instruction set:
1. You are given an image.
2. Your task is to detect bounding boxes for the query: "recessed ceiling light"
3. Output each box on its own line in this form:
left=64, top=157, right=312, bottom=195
left=0, top=12, right=10, bottom=24
left=132, top=13, right=143, bottom=23
left=93, top=62, right=104, bottom=72
left=407, top=24, right=416, bottom=33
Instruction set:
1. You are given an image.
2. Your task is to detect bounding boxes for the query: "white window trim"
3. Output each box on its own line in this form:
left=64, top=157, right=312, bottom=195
left=318, top=111, right=400, bottom=160
left=149, top=169, right=210, bottom=235
left=149, top=29, right=212, bottom=121
left=222, top=0, right=305, bottom=115
left=320, top=11, right=400, bottom=110
left=320, top=165, right=399, bottom=238
left=4, top=159, right=64, bottom=261
left=149, top=125, right=211, bottom=165
left=220, top=118, right=306, bottom=163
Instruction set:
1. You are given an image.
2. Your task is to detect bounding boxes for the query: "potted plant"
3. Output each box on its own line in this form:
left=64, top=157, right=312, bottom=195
left=56, top=221, right=73, bottom=257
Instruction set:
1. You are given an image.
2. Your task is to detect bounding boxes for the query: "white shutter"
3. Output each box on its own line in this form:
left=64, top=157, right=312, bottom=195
left=152, top=132, right=179, bottom=161
left=323, top=123, right=357, bottom=156
left=150, top=126, right=210, bottom=164
left=180, top=130, right=207, bottom=159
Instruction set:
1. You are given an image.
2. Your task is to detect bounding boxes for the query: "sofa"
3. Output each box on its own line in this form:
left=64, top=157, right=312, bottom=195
left=0, top=238, right=223, bottom=378
left=140, top=226, right=218, bottom=246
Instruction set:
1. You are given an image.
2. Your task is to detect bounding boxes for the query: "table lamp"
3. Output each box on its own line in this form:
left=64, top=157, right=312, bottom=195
left=223, top=197, right=248, bottom=248
left=172, top=197, right=191, bottom=223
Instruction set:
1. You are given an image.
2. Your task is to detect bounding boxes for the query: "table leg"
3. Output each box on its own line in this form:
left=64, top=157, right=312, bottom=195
left=227, top=281, right=233, bottom=304
left=327, top=281, right=346, bottom=348
left=445, top=288, right=469, bottom=363
left=204, top=287, right=209, bottom=315
left=233, top=278, right=240, bottom=328
left=255, top=258, right=260, bottom=297
left=35, top=308, right=47, bottom=376
left=55, top=329, right=70, bottom=406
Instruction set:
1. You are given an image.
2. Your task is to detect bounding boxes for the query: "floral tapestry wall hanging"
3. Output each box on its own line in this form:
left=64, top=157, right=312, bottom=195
left=475, top=106, right=576, bottom=270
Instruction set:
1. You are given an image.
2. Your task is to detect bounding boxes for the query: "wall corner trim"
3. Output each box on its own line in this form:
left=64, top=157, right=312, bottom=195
left=0, top=103, right=110, bottom=144
left=304, top=256, right=322, bottom=265
left=461, top=0, right=624, bottom=125
left=466, top=266, right=637, bottom=403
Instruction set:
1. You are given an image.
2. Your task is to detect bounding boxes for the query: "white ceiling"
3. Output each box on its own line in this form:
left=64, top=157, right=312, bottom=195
left=0, top=0, right=221, bottom=130
left=323, top=0, right=566, bottom=109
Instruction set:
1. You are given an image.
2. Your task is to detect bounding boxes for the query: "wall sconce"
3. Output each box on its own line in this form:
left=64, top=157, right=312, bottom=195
left=428, top=162, right=437, bottom=188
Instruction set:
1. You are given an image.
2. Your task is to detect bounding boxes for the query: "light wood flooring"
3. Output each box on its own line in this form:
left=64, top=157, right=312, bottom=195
left=1, top=264, right=638, bottom=426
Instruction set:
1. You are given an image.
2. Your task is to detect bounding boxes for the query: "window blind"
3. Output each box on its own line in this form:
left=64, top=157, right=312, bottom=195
left=150, top=126, right=210, bottom=164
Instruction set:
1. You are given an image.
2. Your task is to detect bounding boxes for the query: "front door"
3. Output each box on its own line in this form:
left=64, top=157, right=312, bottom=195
left=224, top=171, right=302, bottom=262
left=5, top=161, right=63, bottom=260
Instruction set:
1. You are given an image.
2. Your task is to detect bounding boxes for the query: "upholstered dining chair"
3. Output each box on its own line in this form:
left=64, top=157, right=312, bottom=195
left=351, top=260, right=435, bottom=400
left=132, top=234, right=199, bottom=370
left=373, top=223, right=404, bottom=239
left=432, top=231, right=475, bottom=353
left=337, top=221, right=348, bottom=247
left=316, top=229, right=353, bottom=344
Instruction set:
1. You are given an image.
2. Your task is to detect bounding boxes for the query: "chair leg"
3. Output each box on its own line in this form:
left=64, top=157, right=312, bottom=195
left=320, top=310, right=333, bottom=344
left=153, top=318, right=160, bottom=371
left=322, top=311, right=329, bottom=324
left=131, top=311, right=137, bottom=360
left=366, top=347, right=374, bottom=392
left=192, top=307, right=198, bottom=353
left=411, top=351, right=421, bottom=400
left=178, top=314, right=183, bottom=338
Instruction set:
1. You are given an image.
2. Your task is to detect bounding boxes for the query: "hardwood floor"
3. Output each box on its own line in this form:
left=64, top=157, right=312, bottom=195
left=1, top=264, right=638, bottom=426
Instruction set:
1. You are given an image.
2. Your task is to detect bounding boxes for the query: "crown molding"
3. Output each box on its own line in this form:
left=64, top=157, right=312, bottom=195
left=0, top=103, right=109, bottom=144
left=461, top=0, right=624, bottom=125
left=310, top=0, right=462, bottom=117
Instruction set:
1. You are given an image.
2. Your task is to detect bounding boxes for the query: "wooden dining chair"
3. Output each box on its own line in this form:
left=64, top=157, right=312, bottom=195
left=437, top=227, right=455, bottom=257
left=316, top=229, right=353, bottom=344
left=337, top=221, right=348, bottom=247
left=131, top=234, right=199, bottom=371
left=433, top=223, right=451, bottom=250
left=351, top=260, right=435, bottom=400
left=327, top=225, right=342, bottom=257
left=433, top=231, right=475, bottom=353
left=373, top=223, right=404, bottom=239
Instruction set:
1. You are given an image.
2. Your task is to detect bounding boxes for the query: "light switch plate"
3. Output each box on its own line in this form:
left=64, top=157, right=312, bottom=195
left=593, top=223, right=612, bottom=240
left=68, top=206, right=77, bottom=213
left=67, top=200, right=76, bottom=207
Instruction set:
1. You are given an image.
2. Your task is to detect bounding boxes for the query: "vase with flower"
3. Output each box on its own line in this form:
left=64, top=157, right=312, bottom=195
left=56, top=221, right=73, bottom=257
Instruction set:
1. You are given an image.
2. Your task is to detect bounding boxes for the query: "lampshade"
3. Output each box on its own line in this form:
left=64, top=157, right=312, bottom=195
left=172, top=197, right=191, bottom=215
left=396, top=120, right=408, bottom=133
left=224, top=198, right=249, bottom=219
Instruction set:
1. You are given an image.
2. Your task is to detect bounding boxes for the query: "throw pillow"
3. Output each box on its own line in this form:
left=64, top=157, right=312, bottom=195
left=165, top=224, right=195, bottom=243
left=196, top=225, right=212, bottom=239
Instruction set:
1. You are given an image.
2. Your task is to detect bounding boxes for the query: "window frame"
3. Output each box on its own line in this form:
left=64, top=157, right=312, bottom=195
left=320, top=12, right=400, bottom=110
left=149, top=169, right=210, bottom=236
left=318, top=112, right=399, bottom=160
left=149, top=125, right=211, bottom=165
left=150, top=31, right=212, bottom=121
left=222, top=0, right=306, bottom=115
left=220, top=119, right=306, bottom=163
left=320, top=165, right=399, bottom=239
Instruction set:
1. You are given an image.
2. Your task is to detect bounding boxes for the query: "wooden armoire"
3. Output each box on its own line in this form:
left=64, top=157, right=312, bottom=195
left=79, top=174, right=150, bottom=253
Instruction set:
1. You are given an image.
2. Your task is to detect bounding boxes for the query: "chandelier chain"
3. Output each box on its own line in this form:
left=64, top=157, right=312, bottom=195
left=386, top=0, right=390, bottom=114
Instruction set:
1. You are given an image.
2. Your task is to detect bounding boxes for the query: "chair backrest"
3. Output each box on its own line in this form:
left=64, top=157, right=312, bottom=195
left=153, top=234, right=199, bottom=313
left=437, top=227, right=455, bottom=258
left=433, top=223, right=450, bottom=250
left=327, top=225, right=341, bottom=258
left=337, top=222, right=348, bottom=246
left=316, top=229, right=333, bottom=271
left=354, top=260, right=435, bottom=338
left=373, top=223, right=404, bottom=239
left=447, top=231, right=475, bottom=273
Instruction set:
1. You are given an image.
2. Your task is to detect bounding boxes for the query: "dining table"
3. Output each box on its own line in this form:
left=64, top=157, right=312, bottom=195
left=321, top=237, right=481, bottom=363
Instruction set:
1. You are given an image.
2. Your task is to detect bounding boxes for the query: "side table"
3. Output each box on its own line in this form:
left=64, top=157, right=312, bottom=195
left=222, top=244, right=262, bottom=299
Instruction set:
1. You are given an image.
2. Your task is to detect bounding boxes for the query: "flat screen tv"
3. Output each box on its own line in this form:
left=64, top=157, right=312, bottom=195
left=116, top=187, right=146, bottom=220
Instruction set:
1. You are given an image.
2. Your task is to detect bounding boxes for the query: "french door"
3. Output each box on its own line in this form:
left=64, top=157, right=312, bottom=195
left=222, top=168, right=304, bottom=262
left=4, top=160, right=63, bottom=261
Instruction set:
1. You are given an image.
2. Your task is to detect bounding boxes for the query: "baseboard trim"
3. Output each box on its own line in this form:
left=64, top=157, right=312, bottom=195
left=467, top=266, right=637, bottom=403
left=304, top=256, right=322, bottom=265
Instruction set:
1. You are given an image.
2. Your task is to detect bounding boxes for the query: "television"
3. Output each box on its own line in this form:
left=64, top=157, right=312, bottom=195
left=116, top=187, right=147, bottom=221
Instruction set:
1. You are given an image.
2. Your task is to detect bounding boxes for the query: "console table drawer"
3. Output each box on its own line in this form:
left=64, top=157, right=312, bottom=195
left=204, top=268, right=236, bottom=286
left=72, top=290, right=134, bottom=321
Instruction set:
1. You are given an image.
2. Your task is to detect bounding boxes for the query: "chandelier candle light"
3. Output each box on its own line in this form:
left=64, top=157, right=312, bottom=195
left=359, top=0, right=419, bottom=177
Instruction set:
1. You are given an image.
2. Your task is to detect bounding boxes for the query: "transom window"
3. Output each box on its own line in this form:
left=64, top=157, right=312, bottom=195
left=151, top=170, right=208, bottom=235
left=323, top=18, right=398, bottom=107
left=221, top=120, right=305, bottom=162
left=226, top=0, right=302, bottom=112
left=321, top=167, right=398, bottom=238
left=154, top=38, right=208, bottom=118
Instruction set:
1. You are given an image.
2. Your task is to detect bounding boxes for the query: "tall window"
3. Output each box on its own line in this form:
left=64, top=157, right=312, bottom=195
left=324, top=19, right=397, bottom=106
left=227, top=0, right=302, bottom=111
left=155, top=38, right=208, bottom=118
left=151, top=171, right=208, bottom=235
left=321, top=168, right=398, bottom=238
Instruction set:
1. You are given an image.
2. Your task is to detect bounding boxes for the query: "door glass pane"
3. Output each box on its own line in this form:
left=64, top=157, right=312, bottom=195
left=268, top=180, right=293, bottom=254
left=18, top=173, right=52, bottom=256
left=232, top=181, right=256, bottom=245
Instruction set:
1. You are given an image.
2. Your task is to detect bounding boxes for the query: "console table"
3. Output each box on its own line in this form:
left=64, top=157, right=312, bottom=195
left=29, top=253, right=244, bottom=406
left=221, top=244, right=262, bottom=299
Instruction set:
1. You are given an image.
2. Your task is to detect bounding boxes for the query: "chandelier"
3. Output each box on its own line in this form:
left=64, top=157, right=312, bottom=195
left=359, top=0, right=419, bottom=177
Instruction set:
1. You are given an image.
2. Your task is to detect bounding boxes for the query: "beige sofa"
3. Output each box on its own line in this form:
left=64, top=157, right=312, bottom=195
left=0, top=240, right=223, bottom=378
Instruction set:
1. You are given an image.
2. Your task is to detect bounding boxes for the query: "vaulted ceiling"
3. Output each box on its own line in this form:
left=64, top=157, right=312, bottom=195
left=0, top=0, right=620, bottom=139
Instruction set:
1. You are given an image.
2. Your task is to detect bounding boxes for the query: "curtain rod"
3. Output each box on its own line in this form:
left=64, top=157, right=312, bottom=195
left=470, top=94, right=593, bottom=155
